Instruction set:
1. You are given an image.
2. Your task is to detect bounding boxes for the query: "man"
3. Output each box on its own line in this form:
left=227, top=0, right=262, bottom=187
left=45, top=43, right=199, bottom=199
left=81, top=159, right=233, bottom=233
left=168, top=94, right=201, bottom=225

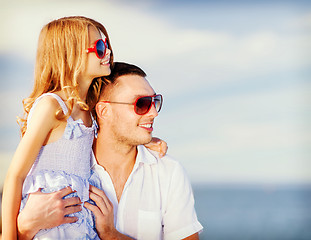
left=17, top=62, right=203, bottom=239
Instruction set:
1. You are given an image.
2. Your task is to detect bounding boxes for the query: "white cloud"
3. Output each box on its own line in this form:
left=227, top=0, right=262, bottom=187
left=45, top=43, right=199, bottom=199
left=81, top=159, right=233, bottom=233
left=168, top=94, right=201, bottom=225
left=154, top=82, right=311, bottom=183
left=0, top=0, right=127, bottom=60
left=1, top=0, right=311, bottom=184
left=288, top=11, right=311, bottom=30
left=127, top=25, right=311, bottom=97
left=1, top=0, right=310, bottom=82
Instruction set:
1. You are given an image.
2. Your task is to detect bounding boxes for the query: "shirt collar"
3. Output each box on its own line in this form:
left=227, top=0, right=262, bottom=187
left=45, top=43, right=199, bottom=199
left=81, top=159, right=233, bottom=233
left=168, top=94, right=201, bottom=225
left=136, top=145, right=158, bottom=165
left=91, top=145, right=158, bottom=169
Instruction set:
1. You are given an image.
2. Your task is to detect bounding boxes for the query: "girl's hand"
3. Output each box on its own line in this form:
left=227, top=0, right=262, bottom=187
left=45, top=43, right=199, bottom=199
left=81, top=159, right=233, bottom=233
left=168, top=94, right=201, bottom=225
left=145, top=137, right=168, bottom=158
left=17, top=187, right=82, bottom=239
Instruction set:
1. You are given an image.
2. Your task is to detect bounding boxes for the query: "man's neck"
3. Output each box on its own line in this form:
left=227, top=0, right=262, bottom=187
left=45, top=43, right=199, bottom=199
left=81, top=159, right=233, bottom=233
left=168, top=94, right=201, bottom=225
left=93, top=133, right=138, bottom=202
left=93, top=134, right=137, bottom=177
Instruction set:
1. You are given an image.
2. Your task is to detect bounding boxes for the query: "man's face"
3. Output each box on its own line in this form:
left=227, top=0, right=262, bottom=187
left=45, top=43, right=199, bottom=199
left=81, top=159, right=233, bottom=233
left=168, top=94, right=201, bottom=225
left=105, top=75, right=159, bottom=146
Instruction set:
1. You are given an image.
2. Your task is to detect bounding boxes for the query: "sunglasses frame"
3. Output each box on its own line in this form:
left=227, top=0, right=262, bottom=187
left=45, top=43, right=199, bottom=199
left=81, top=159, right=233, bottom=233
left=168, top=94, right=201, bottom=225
left=86, top=39, right=108, bottom=59
left=101, top=94, right=163, bottom=115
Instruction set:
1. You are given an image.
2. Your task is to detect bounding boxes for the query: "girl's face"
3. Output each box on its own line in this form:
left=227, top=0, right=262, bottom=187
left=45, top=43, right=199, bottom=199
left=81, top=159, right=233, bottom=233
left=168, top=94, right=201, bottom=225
left=84, top=25, right=111, bottom=80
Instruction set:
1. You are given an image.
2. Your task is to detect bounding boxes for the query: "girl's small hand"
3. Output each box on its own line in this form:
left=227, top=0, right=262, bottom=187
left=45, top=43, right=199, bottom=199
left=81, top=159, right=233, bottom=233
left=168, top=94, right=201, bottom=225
left=145, top=137, right=168, bottom=158
left=17, top=187, right=82, bottom=239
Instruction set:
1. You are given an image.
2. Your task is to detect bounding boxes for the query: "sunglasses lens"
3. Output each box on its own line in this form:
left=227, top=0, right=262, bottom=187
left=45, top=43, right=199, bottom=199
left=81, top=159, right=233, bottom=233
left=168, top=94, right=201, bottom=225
left=96, top=40, right=106, bottom=58
left=105, top=41, right=109, bottom=50
left=135, top=97, right=152, bottom=115
left=154, top=95, right=162, bottom=112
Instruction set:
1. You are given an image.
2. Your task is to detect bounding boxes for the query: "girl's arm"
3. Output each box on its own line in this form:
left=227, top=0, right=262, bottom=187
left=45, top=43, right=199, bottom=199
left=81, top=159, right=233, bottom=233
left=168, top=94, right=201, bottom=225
left=2, top=96, right=60, bottom=239
left=145, top=137, right=168, bottom=157
left=17, top=187, right=82, bottom=239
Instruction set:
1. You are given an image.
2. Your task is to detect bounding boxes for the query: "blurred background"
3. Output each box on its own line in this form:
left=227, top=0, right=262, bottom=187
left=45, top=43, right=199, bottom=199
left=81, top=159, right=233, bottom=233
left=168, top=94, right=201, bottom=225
left=1, top=0, right=310, bottom=239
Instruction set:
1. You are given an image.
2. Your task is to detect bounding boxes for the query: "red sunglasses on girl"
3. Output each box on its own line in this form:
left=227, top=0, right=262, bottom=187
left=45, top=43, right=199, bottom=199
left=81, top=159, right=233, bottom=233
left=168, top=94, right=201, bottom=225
left=86, top=39, right=108, bottom=59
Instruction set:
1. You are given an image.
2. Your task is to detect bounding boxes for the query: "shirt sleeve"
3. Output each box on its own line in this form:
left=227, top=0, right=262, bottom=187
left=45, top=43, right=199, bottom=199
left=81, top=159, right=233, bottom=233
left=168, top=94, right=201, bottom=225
left=162, top=161, right=203, bottom=240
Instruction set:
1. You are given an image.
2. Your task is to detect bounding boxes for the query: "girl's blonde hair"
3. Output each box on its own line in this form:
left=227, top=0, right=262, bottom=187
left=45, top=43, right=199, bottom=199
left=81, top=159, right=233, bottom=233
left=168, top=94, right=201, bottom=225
left=18, top=16, right=113, bottom=136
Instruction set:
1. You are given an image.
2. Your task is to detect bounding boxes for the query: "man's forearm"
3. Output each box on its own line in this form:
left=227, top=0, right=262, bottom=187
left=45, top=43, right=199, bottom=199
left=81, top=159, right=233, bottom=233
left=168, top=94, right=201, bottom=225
left=99, top=228, right=135, bottom=240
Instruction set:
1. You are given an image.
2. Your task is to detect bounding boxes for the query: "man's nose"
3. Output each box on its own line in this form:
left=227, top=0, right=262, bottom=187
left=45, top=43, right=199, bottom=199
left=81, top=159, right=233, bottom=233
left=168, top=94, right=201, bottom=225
left=147, top=102, right=158, bottom=117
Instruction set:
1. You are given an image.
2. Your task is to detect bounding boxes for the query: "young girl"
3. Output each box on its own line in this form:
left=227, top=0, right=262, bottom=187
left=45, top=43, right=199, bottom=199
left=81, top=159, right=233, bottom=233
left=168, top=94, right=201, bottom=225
left=2, top=16, right=166, bottom=239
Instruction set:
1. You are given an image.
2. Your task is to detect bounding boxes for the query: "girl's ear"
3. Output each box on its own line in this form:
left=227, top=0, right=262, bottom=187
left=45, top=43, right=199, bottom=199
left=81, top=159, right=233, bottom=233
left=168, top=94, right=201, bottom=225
left=95, top=102, right=108, bottom=120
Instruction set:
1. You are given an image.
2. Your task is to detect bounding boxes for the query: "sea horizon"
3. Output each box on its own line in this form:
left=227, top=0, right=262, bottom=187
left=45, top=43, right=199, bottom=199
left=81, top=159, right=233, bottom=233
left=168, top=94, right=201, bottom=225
left=192, top=183, right=311, bottom=240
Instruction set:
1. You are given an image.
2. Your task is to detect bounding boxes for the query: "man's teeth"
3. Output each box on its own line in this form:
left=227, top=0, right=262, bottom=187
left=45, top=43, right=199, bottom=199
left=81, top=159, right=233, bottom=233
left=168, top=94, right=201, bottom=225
left=140, top=124, right=152, bottom=128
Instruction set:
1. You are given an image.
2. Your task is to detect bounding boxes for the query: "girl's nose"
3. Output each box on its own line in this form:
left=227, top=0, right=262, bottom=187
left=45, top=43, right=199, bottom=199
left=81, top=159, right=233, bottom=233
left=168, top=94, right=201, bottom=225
left=105, top=48, right=111, bottom=56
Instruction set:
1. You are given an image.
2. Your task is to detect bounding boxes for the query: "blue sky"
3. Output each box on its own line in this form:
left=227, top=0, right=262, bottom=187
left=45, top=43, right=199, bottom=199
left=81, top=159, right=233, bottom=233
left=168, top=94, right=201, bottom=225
left=0, top=0, right=310, bottom=185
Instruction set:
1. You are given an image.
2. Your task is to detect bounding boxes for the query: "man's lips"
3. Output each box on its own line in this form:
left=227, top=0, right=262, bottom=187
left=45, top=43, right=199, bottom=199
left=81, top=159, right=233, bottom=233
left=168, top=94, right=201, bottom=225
left=139, top=123, right=153, bottom=131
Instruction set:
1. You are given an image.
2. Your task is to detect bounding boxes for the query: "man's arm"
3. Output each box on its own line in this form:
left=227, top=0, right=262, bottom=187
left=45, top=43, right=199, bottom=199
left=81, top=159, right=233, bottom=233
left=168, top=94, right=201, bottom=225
left=84, top=185, right=134, bottom=240
left=17, top=187, right=81, bottom=240
left=162, top=160, right=203, bottom=239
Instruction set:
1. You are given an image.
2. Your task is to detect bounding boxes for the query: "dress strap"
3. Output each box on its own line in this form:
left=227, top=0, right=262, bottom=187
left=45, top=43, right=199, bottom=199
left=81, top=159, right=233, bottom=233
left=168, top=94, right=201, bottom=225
left=28, top=93, right=68, bottom=121
left=90, top=113, right=98, bottom=138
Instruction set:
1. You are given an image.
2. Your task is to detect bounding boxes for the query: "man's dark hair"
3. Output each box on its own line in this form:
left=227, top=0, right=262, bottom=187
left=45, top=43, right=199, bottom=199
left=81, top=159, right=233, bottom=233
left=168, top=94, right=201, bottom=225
left=104, top=62, right=146, bottom=84
left=95, top=62, right=148, bottom=121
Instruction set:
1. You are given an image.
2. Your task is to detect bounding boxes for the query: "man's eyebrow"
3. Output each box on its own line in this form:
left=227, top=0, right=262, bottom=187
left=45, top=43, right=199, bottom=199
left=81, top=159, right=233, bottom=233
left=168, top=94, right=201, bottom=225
left=133, top=93, right=156, bottom=98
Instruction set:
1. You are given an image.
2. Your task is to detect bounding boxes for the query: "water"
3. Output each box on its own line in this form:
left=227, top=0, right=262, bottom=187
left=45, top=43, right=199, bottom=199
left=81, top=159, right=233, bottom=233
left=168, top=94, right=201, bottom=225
left=1, top=184, right=310, bottom=238
left=193, top=184, right=311, bottom=240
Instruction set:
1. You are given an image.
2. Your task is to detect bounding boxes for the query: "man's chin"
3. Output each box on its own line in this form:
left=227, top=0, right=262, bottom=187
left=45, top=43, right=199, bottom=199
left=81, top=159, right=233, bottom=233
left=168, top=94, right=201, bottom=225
left=140, top=135, right=153, bottom=145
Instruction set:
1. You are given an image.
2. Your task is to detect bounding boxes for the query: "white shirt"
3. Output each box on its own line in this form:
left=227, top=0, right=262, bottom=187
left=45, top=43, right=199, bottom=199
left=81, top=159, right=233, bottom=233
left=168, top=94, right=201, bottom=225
left=91, top=145, right=203, bottom=240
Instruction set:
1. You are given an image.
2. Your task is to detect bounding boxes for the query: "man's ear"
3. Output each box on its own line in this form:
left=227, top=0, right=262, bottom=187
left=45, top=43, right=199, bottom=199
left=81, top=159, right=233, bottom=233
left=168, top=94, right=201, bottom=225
left=95, top=102, right=109, bottom=120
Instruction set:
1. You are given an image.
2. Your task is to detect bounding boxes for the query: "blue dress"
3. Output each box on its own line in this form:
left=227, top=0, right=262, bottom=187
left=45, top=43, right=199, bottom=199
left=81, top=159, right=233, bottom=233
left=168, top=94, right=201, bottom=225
left=20, top=93, right=101, bottom=239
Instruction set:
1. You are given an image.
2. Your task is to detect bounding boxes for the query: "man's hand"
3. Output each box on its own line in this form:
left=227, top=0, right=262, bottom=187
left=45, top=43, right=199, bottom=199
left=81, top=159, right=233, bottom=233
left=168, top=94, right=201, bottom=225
left=84, top=185, right=134, bottom=240
left=145, top=137, right=168, bottom=158
left=17, top=187, right=82, bottom=240
left=84, top=185, right=116, bottom=239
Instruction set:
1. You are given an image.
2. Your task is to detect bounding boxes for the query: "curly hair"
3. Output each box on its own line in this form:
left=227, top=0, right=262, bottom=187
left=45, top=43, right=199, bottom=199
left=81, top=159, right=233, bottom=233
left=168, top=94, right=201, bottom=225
left=18, top=16, right=113, bottom=136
